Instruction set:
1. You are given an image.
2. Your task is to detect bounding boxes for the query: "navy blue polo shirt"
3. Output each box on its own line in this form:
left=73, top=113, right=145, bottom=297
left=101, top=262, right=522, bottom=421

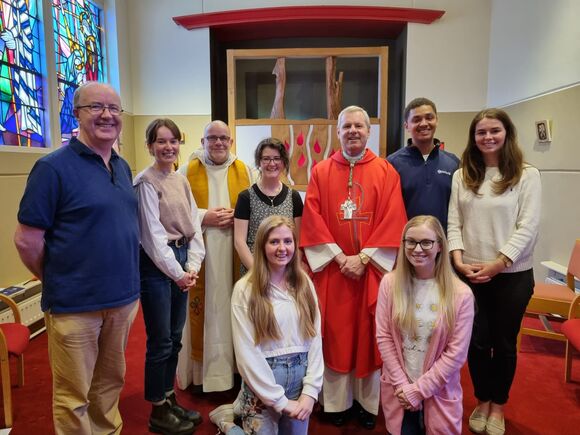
left=387, top=140, right=459, bottom=231
left=18, top=137, right=140, bottom=313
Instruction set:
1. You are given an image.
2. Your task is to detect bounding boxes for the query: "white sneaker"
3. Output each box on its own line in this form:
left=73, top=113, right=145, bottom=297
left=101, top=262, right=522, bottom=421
left=233, top=391, right=243, bottom=416
left=209, top=404, right=235, bottom=432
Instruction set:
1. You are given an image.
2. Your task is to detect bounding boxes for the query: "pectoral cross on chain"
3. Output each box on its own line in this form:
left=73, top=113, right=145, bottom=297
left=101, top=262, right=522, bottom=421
left=341, top=198, right=357, bottom=220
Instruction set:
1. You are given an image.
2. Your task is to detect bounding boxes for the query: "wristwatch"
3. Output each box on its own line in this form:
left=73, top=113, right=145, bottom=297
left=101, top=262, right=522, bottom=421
left=499, top=254, right=513, bottom=268
left=358, top=252, right=370, bottom=265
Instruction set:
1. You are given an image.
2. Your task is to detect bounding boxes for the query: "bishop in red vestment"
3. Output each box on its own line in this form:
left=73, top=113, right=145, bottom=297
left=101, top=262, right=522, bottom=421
left=300, top=106, right=407, bottom=427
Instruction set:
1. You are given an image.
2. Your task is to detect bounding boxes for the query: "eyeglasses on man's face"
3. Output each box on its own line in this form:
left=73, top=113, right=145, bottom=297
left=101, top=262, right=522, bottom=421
left=76, top=103, right=123, bottom=116
left=403, top=239, right=438, bottom=250
left=205, top=135, right=231, bottom=143
left=260, top=156, right=282, bottom=164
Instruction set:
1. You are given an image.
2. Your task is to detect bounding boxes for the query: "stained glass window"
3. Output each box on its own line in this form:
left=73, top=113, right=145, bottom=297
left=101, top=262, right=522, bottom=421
left=52, top=0, right=104, bottom=144
left=0, top=0, right=45, bottom=147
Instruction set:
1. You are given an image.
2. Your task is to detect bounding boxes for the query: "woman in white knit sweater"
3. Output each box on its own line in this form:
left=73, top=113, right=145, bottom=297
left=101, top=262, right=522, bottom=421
left=447, top=109, right=541, bottom=435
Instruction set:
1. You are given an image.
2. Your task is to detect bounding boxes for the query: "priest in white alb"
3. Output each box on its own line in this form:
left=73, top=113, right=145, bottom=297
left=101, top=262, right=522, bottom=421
left=177, top=120, right=252, bottom=392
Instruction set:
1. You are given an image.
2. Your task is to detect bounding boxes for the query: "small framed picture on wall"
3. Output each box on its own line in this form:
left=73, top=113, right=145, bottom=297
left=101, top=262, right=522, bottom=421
left=535, top=120, right=551, bottom=142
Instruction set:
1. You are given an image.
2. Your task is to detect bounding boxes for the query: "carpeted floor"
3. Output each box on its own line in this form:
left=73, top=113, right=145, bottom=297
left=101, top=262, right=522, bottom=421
left=3, top=307, right=580, bottom=434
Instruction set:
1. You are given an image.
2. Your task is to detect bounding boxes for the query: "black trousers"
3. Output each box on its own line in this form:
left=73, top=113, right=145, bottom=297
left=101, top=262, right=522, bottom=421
left=467, top=269, right=534, bottom=404
left=401, top=408, right=425, bottom=435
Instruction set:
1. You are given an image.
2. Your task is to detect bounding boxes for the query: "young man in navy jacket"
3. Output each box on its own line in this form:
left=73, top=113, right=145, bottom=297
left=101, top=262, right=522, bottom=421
left=388, top=97, right=459, bottom=231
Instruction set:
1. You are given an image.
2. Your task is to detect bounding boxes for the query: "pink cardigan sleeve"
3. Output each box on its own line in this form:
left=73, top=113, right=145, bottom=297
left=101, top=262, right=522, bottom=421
left=376, top=273, right=410, bottom=390
left=402, top=282, right=475, bottom=407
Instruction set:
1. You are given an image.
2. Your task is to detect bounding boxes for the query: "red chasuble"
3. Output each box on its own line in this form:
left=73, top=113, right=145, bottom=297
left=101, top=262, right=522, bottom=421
left=300, top=150, right=407, bottom=377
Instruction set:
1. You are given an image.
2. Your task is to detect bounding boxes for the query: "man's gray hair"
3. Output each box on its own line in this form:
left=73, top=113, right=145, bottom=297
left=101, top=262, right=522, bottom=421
left=337, top=106, right=371, bottom=129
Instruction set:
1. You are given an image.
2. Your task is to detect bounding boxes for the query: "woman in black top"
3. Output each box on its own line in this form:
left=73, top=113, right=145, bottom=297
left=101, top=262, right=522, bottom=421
left=234, top=137, right=303, bottom=275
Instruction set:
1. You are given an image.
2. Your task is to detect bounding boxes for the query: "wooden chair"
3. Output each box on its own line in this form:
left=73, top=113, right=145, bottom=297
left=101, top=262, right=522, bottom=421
left=562, top=294, right=580, bottom=382
left=520, top=239, right=580, bottom=346
left=0, top=293, right=31, bottom=427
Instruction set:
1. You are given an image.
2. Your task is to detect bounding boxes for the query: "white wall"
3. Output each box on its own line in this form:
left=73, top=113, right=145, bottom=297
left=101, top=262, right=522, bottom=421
left=126, top=0, right=491, bottom=114
left=127, top=0, right=211, bottom=115
left=107, top=0, right=134, bottom=113
left=406, top=0, right=490, bottom=111
left=488, top=0, right=580, bottom=107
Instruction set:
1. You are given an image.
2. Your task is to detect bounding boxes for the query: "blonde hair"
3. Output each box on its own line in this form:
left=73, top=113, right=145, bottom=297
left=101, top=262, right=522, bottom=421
left=247, top=215, right=317, bottom=345
left=392, top=215, right=458, bottom=334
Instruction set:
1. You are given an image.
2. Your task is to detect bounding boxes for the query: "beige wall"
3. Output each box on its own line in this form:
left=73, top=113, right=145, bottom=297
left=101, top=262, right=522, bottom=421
left=120, top=113, right=136, bottom=170
left=0, top=150, right=47, bottom=286
left=502, top=85, right=580, bottom=281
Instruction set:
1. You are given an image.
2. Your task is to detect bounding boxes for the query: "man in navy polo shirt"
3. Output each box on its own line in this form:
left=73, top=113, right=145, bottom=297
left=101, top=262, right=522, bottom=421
left=388, top=97, right=460, bottom=231
left=14, top=82, right=139, bottom=435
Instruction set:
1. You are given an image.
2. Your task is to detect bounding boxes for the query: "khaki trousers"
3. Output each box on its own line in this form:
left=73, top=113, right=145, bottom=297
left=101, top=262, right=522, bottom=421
left=45, top=300, right=139, bottom=435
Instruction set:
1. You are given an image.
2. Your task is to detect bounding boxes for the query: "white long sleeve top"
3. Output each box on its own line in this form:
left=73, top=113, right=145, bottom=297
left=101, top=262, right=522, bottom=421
left=231, top=275, right=323, bottom=413
left=135, top=172, right=205, bottom=281
left=447, top=165, right=541, bottom=272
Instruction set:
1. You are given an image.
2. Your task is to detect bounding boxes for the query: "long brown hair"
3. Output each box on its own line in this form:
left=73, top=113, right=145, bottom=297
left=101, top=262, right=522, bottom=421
left=461, top=108, right=524, bottom=195
left=392, top=215, right=458, bottom=334
left=247, top=216, right=317, bottom=345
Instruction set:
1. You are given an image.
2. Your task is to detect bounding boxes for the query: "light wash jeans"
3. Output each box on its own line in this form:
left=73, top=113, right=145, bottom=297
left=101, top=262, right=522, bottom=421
left=228, top=352, right=309, bottom=435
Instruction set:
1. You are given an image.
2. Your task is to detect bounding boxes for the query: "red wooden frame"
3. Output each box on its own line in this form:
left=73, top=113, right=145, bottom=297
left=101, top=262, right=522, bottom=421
left=173, top=6, right=444, bottom=41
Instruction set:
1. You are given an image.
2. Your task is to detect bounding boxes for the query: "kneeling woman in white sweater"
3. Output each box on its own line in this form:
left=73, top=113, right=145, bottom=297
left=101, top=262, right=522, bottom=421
left=226, top=215, right=323, bottom=434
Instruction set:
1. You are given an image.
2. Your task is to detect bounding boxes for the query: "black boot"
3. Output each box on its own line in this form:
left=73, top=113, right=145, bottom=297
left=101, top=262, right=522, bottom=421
left=149, top=401, right=195, bottom=435
left=166, top=392, right=202, bottom=426
left=358, top=406, right=377, bottom=430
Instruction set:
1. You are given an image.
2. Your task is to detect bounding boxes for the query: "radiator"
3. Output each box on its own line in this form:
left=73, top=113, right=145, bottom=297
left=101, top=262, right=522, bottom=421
left=0, top=280, right=45, bottom=337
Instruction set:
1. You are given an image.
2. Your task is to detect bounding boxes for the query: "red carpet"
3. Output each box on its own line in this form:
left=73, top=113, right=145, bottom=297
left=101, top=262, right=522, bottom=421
left=3, top=308, right=580, bottom=434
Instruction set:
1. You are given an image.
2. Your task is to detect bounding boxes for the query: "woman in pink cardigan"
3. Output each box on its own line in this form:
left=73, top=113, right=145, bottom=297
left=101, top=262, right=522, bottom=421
left=376, top=215, right=474, bottom=434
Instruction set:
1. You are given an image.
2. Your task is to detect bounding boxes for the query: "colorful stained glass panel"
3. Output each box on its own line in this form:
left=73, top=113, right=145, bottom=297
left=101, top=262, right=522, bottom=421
left=52, top=0, right=104, bottom=144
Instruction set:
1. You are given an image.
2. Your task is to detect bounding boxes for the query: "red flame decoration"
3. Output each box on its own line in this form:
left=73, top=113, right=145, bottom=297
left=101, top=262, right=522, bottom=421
left=297, top=154, right=306, bottom=167
left=296, top=132, right=304, bottom=146
left=284, top=140, right=290, bottom=151
left=313, top=140, right=321, bottom=153
left=312, top=159, right=317, bottom=168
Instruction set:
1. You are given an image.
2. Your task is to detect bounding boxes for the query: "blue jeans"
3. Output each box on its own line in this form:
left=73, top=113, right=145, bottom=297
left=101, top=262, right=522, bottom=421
left=229, top=352, right=310, bottom=435
left=140, top=245, right=189, bottom=402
